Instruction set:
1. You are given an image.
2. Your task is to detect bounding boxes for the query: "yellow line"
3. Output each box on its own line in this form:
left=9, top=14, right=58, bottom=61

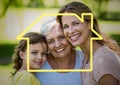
left=16, top=13, right=103, bottom=72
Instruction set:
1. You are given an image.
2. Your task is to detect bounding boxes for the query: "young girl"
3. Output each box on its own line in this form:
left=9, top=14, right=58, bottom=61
left=11, top=32, right=48, bottom=85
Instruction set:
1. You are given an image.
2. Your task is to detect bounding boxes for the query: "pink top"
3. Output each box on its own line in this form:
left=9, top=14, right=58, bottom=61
left=81, top=46, right=120, bottom=85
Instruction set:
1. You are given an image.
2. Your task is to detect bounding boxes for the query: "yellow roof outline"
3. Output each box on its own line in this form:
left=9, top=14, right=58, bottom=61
left=17, top=13, right=103, bottom=72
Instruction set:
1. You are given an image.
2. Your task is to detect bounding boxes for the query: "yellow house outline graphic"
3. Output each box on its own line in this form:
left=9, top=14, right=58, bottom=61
left=17, top=13, right=103, bottom=72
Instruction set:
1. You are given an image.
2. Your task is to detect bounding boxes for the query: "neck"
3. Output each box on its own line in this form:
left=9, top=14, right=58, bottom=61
left=80, top=40, right=102, bottom=64
left=93, top=41, right=102, bottom=54
left=80, top=39, right=90, bottom=64
left=20, top=64, right=35, bottom=75
left=20, top=62, right=27, bottom=71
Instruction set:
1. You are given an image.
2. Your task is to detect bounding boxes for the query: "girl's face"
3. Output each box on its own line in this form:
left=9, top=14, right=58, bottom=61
left=61, top=16, right=91, bottom=47
left=46, top=23, right=72, bottom=58
left=21, top=42, right=47, bottom=69
left=29, top=43, right=47, bottom=69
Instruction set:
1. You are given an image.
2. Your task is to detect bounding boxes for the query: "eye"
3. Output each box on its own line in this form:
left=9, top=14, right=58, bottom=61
left=31, top=51, right=38, bottom=55
left=63, top=24, right=69, bottom=29
left=47, top=39, right=54, bottom=44
left=73, top=22, right=80, bottom=26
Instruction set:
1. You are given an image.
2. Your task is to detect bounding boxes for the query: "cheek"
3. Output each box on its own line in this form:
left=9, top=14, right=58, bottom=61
left=41, top=57, right=46, bottom=64
left=82, top=25, right=90, bottom=34
left=63, top=40, right=69, bottom=45
left=48, top=43, right=54, bottom=49
left=30, top=54, right=34, bottom=59
left=30, top=57, right=34, bottom=62
left=43, top=57, right=46, bottom=61
left=63, top=30, right=68, bottom=38
left=48, top=44, right=53, bottom=50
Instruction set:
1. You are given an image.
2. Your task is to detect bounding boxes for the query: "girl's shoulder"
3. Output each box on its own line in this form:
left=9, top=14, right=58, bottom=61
left=11, top=70, right=40, bottom=85
left=15, top=70, right=32, bottom=77
left=12, top=70, right=34, bottom=81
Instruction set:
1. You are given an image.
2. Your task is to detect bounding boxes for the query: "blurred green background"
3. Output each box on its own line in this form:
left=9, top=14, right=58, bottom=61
left=0, top=0, right=120, bottom=85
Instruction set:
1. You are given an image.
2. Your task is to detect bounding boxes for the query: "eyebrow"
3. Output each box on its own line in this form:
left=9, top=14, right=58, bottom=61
left=31, top=49, right=38, bottom=51
left=72, top=19, right=80, bottom=22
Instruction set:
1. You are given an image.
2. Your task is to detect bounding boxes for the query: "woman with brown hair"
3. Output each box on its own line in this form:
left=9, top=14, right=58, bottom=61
left=57, top=1, right=120, bottom=85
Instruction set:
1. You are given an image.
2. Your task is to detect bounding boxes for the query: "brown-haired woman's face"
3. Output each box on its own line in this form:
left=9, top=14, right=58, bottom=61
left=62, top=16, right=91, bottom=46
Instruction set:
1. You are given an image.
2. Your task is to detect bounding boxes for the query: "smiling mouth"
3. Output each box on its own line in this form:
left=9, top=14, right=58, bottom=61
left=70, top=34, right=80, bottom=42
left=56, top=48, right=65, bottom=52
left=35, top=61, right=43, bottom=65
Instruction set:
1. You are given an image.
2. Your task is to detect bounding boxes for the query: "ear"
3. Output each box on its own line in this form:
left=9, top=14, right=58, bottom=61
left=19, top=51, right=25, bottom=60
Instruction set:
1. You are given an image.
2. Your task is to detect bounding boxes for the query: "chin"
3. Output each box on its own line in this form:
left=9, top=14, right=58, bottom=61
left=71, top=42, right=79, bottom=47
left=74, top=40, right=83, bottom=46
left=57, top=55, right=65, bottom=58
left=33, top=67, right=40, bottom=69
left=33, top=66, right=40, bottom=69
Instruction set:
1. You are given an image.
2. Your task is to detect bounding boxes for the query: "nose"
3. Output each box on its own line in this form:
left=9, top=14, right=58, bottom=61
left=37, top=54, right=42, bottom=59
left=68, top=26, right=74, bottom=34
left=55, top=40, right=61, bottom=47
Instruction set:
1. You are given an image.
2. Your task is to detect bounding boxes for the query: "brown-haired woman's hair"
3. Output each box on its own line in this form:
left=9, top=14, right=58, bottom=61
left=11, top=32, right=47, bottom=76
left=57, top=1, right=120, bottom=56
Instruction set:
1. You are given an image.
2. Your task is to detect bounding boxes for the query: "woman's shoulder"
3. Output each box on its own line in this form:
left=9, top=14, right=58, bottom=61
left=93, top=46, right=120, bottom=82
left=93, top=46, right=120, bottom=72
left=94, top=46, right=119, bottom=62
left=93, top=46, right=120, bottom=68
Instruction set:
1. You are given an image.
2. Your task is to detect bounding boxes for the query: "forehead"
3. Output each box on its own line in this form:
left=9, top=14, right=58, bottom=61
left=46, top=23, right=63, bottom=39
left=62, top=16, right=79, bottom=23
left=30, top=42, right=47, bottom=51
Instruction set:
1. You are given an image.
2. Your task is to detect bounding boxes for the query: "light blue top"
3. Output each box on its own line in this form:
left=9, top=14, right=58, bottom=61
left=35, top=50, right=83, bottom=85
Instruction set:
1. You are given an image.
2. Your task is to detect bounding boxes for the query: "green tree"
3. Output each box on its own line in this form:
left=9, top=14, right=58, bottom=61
left=0, top=0, right=13, bottom=19
left=94, top=0, right=109, bottom=19
left=83, top=0, right=109, bottom=19
left=28, top=0, right=45, bottom=7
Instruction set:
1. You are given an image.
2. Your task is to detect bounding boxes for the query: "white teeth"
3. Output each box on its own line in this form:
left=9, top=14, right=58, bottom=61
left=56, top=48, right=64, bottom=52
left=71, top=34, right=80, bottom=41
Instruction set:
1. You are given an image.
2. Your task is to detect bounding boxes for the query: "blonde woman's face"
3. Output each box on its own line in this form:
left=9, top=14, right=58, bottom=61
left=62, top=16, right=91, bottom=46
